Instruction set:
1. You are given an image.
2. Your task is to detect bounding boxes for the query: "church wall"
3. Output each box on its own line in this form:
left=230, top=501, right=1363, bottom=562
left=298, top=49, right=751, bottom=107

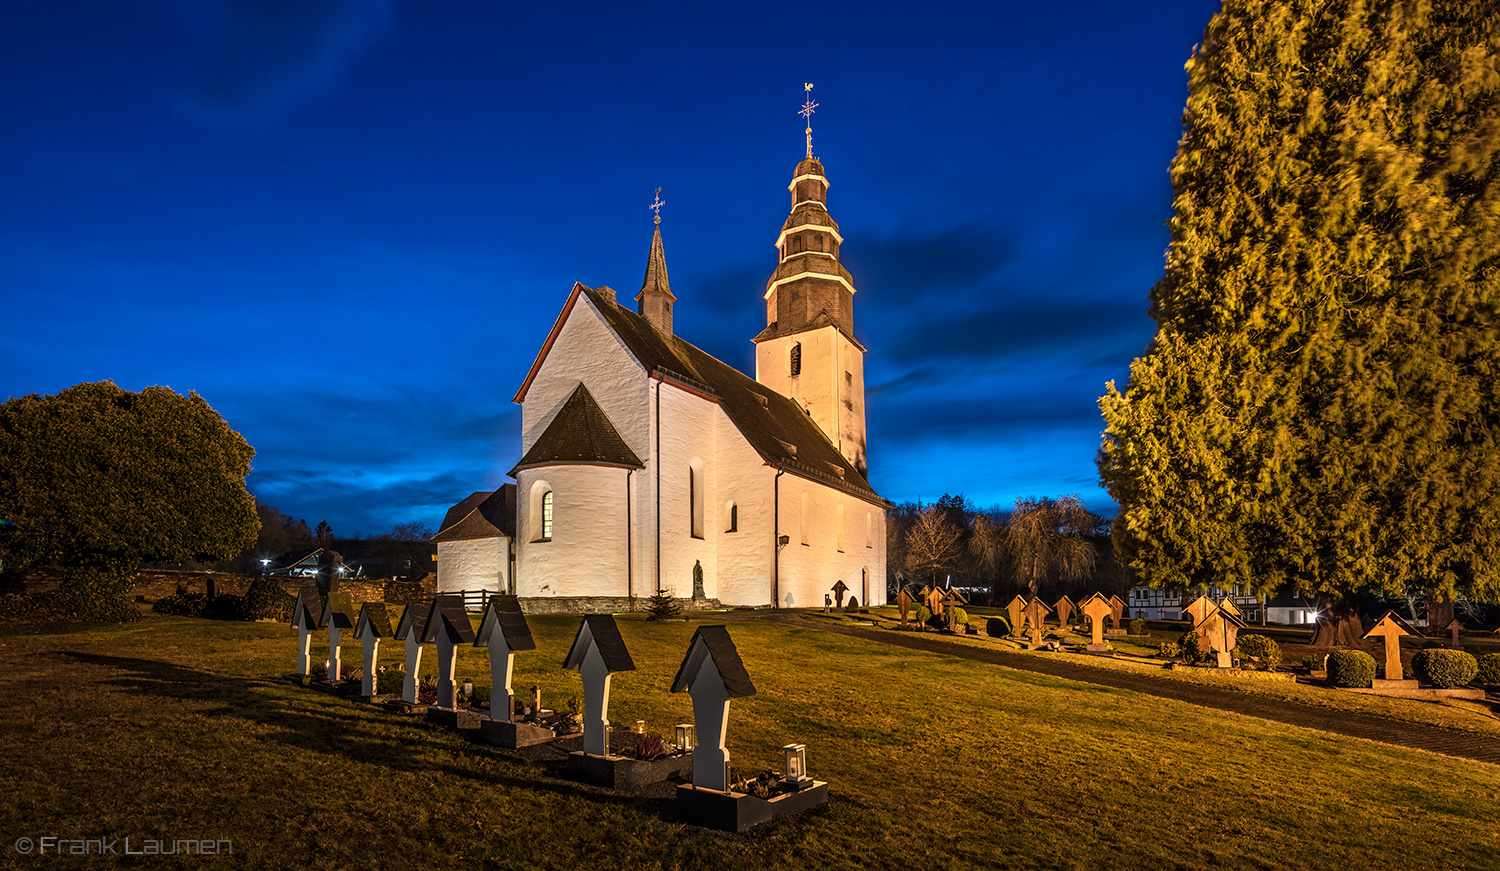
left=514, top=464, right=633, bottom=598
left=522, top=296, right=650, bottom=459
left=713, top=409, right=775, bottom=606
left=774, top=476, right=887, bottom=609
left=754, top=325, right=866, bottom=473
left=644, top=380, right=719, bottom=600
left=435, top=537, right=508, bottom=594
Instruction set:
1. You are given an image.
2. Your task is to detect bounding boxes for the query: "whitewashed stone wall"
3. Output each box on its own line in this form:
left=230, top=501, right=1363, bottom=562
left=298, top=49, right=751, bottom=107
left=521, top=295, right=649, bottom=456
left=775, top=478, right=886, bottom=609
left=515, top=464, right=634, bottom=598
left=754, top=324, right=866, bottom=471
left=435, top=537, right=508, bottom=594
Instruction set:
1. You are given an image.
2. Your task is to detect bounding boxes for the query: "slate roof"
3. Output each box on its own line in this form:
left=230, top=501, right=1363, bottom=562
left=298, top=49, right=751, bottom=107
left=637, top=223, right=674, bottom=302
left=420, top=594, right=476, bottom=644
left=322, top=592, right=358, bottom=630
left=432, top=484, right=517, bottom=542
left=394, top=603, right=429, bottom=642
left=670, top=625, right=757, bottom=699
left=514, top=284, right=882, bottom=504
left=292, top=585, right=325, bottom=629
left=475, top=594, right=536, bottom=652
left=509, top=382, right=644, bottom=476
left=356, top=603, right=393, bottom=638
left=564, top=614, right=636, bottom=673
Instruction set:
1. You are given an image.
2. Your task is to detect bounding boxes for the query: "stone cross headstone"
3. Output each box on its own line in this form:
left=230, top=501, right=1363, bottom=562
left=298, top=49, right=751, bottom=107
left=1054, top=595, right=1075, bottom=631
left=1081, top=594, right=1112, bottom=652
left=474, top=594, right=536, bottom=722
left=1024, top=598, right=1053, bottom=648
left=832, top=580, right=849, bottom=610
left=671, top=625, right=757, bottom=792
left=897, top=588, right=914, bottom=626
left=1447, top=619, right=1463, bottom=649
left=1006, top=595, right=1027, bottom=638
left=320, top=592, right=357, bottom=681
left=564, top=614, right=637, bottom=756
left=393, top=603, right=428, bottom=704
left=1363, top=611, right=1416, bottom=682
left=354, top=603, right=391, bottom=697
left=419, top=594, right=476, bottom=709
left=290, top=585, right=324, bottom=676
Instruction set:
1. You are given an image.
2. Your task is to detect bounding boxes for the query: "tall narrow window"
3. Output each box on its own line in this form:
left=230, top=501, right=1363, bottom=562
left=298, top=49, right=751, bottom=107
left=540, top=490, right=553, bottom=541
left=690, top=458, right=705, bottom=539
left=725, top=502, right=738, bottom=533
left=789, top=343, right=801, bottom=377
left=866, top=512, right=872, bottom=548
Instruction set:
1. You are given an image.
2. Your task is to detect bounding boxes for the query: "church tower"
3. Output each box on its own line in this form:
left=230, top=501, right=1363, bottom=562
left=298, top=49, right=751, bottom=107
left=753, top=91, right=867, bottom=476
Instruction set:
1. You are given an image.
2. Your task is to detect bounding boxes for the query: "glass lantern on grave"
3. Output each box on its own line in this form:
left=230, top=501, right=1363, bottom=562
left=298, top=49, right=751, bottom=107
left=675, top=724, right=695, bottom=752
left=783, top=743, right=812, bottom=788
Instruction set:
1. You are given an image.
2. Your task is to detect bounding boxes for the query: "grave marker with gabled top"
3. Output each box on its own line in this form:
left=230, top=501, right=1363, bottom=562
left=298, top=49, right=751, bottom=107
left=831, top=580, right=849, bottom=610
left=1081, top=593, right=1112, bottom=652
left=896, top=588, right=914, bottom=627
left=1108, top=595, right=1127, bottom=633
left=320, top=592, right=357, bottom=681
left=393, top=603, right=429, bottom=704
left=670, top=625, right=757, bottom=791
left=564, top=615, right=637, bottom=756
left=1054, top=595, right=1075, bottom=631
left=290, top=585, right=324, bottom=676
left=354, top=603, right=392, bottom=697
left=1006, top=595, right=1027, bottom=638
left=473, top=594, right=535, bottom=722
left=1363, top=610, right=1418, bottom=684
left=419, top=593, right=476, bottom=710
left=1024, top=597, right=1053, bottom=648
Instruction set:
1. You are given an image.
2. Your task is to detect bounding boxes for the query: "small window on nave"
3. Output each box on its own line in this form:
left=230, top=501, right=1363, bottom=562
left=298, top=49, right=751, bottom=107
left=725, top=502, right=738, bottom=533
left=790, top=343, right=801, bottom=377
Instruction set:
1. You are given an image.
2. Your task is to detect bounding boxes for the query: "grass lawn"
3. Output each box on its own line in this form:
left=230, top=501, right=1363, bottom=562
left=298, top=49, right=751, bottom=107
left=3, top=613, right=1499, bottom=870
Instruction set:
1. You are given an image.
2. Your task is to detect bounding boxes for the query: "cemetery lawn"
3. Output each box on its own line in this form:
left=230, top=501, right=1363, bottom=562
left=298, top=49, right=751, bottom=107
left=4, top=615, right=1500, bottom=870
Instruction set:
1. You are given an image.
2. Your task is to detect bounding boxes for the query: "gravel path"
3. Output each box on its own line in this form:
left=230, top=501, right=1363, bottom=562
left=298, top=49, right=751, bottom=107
left=751, top=613, right=1500, bottom=767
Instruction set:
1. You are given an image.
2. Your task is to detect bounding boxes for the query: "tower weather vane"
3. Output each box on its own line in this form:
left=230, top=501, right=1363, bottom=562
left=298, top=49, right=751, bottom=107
left=800, top=83, right=817, bottom=159
left=650, top=187, right=665, bottom=225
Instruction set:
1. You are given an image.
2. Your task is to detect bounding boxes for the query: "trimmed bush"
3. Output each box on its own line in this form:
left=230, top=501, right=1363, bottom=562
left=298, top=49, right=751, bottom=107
left=152, top=592, right=207, bottom=617
left=1178, top=630, right=1208, bottom=663
left=1327, top=650, right=1377, bottom=688
left=1411, top=648, right=1478, bottom=688
left=375, top=666, right=404, bottom=695
left=1159, top=641, right=1180, bottom=658
left=0, top=589, right=139, bottom=624
left=242, top=575, right=294, bottom=621
left=1235, top=634, right=1283, bottom=670
left=1477, top=653, right=1500, bottom=685
left=986, top=616, right=1011, bottom=637
left=204, top=594, right=248, bottom=621
left=845, top=596, right=859, bottom=612
left=1129, top=618, right=1147, bottom=636
left=915, top=605, right=933, bottom=624
left=954, top=607, right=969, bottom=626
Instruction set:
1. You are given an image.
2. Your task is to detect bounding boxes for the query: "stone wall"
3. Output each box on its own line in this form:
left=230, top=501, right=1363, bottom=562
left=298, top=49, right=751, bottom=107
left=517, top=595, right=722, bottom=615
left=16, top=568, right=436, bottom=606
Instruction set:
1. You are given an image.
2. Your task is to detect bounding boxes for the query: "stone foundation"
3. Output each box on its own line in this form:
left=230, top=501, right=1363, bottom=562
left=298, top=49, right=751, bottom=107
left=517, top=596, right=723, bottom=615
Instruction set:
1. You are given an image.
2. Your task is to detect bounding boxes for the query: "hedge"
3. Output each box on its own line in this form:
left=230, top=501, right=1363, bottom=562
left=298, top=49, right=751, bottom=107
left=1411, top=648, right=1478, bottom=688
left=1327, top=650, right=1376, bottom=688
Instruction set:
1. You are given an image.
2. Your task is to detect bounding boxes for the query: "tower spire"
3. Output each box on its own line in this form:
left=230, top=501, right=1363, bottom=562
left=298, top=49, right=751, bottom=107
left=800, top=83, right=817, bottom=159
left=636, top=187, right=674, bottom=335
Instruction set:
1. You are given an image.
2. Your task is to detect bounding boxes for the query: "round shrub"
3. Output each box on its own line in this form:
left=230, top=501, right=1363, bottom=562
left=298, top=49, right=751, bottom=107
left=954, top=607, right=969, bottom=626
left=1159, top=641, right=1181, bottom=658
left=242, top=575, right=294, bottom=621
left=152, top=592, right=207, bottom=617
left=915, top=605, right=933, bottom=624
left=1411, top=648, right=1478, bottom=688
left=1477, top=653, right=1500, bottom=685
left=1327, top=649, right=1377, bottom=688
left=1235, top=634, right=1283, bottom=670
left=1129, top=618, right=1147, bottom=636
left=845, top=596, right=860, bottom=612
left=986, top=616, right=1011, bottom=637
left=1178, top=630, right=1208, bottom=663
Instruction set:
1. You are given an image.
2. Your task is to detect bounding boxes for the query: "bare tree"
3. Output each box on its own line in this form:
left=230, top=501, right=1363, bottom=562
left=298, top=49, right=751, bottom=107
left=905, top=505, right=963, bottom=587
left=1007, top=495, right=1100, bottom=598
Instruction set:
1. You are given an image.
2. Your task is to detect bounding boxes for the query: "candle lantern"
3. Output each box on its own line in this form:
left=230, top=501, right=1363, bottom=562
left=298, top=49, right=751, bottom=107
left=783, top=743, right=811, bottom=787
left=675, top=724, right=695, bottom=752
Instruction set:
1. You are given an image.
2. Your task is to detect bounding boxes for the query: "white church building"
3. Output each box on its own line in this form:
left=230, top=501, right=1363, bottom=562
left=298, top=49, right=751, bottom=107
left=434, top=147, right=887, bottom=611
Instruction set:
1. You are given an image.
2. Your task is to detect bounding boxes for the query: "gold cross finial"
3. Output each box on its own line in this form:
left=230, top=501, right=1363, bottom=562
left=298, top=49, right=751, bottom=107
left=650, top=187, right=664, bottom=225
left=800, top=83, right=817, bottom=159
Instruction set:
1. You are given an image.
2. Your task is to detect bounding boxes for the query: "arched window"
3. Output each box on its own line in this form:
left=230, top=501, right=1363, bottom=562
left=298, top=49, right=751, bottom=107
left=530, top=481, right=554, bottom=542
left=789, top=343, right=801, bottom=377
left=689, top=458, right=705, bottom=539
left=800, top=491, right=810, bottom=545
left=725, top=502, right=738, bottom=533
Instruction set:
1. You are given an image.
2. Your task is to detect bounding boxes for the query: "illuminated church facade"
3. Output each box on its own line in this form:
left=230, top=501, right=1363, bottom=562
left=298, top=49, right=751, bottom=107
left=435, top=143, right=887, bottom=610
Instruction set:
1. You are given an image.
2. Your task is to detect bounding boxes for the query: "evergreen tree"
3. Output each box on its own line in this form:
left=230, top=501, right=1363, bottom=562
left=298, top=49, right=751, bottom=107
left=1099, top=0, right=1500, bottom=645
left=645, top=587, right=682, bottom=621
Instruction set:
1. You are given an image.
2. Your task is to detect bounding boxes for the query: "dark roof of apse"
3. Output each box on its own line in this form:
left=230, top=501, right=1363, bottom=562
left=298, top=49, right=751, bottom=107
left=518, top=284, right=880, bottom=504
left=432, top=484, right=517, bottom=542
left=509, top=383, right=644, bottom=476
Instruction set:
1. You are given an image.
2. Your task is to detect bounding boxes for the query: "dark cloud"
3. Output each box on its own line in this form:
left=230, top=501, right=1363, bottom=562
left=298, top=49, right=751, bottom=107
left=248, top=466, right=499, bottom=537
left=167, top=0, right=393, bottom=125
left=878, top=296, right=1154, bottom=368
left=841, top=222, right=1017, bottom=302
left=870, top=378, right=1107, bottom=449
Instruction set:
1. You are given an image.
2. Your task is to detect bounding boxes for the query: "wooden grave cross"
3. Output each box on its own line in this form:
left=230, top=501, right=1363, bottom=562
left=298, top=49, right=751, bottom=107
left=1024, top=597, right=1053, bottom=648
left=1362, top=611, right=1416, bottom=682
left=1108, top=595, right=1126, bottom=632
left=1447, top=619, right=1463, bottom=649
left=831, top=580, right=849, bottom=610
left=1006, top=595, right=1027, bottom=638
left=1054, top=595, right=1075, bottom=632
left=896, top=588, right=914, bottom=627
left=1081, top=594, right=1113, bottom=651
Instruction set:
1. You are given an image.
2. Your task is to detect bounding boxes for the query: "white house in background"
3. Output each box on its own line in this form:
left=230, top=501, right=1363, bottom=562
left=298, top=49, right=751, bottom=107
left=1126, top=584, right=1262, bottom=622
left=489, top=148, right=887, bottom=611
left=432, top=485, right=516, bottom=596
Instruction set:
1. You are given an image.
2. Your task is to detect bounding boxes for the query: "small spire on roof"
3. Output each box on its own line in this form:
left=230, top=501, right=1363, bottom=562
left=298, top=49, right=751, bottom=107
left=800, top=83, right=817, bottom=159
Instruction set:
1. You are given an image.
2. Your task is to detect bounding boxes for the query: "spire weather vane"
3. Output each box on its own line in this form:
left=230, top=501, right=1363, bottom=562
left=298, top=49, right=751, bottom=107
left=650, top=187, right=665, bottom=224
left=800, top=83, right=818, bottom=159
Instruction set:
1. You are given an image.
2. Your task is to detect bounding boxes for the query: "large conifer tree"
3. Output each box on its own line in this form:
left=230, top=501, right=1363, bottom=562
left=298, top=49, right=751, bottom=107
left=1099, top=0, right=1500, bottom=644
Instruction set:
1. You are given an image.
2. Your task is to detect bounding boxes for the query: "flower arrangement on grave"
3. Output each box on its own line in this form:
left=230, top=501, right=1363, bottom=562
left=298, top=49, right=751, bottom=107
left=734, top=769, right=782, bottom=800
left=620, top=731, right=670, bottom=761
left=416, top=675, right=438, bottom=705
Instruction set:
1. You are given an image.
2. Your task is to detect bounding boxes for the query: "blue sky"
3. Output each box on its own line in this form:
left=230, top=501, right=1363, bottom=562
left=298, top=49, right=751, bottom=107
left=0, top=0, right=1224, bottom=536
